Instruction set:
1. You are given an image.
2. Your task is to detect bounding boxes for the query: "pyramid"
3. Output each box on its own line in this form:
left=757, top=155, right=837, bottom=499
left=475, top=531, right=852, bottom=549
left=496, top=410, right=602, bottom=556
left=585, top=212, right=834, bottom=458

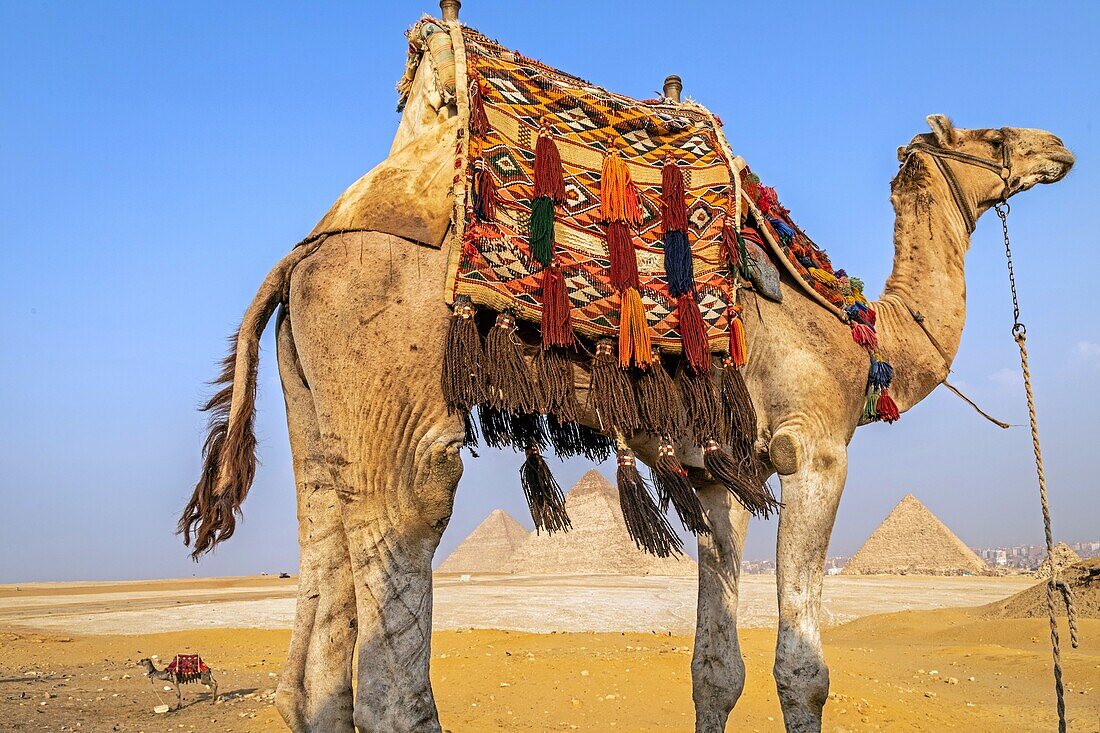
left=842, top=494, right=989, bottom=576
left=437, top=509, right=529, bottom=574
left=1036, top=542, right=1081, bottom=580
left=507, top=469, right=696, bottom=576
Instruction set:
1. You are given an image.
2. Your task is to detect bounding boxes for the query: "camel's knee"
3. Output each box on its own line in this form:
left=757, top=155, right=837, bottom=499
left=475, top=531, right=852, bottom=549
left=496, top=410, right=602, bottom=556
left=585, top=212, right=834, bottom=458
left=412, top=433, right=463, bottom=532
left=769, top=428, right=803, bottom=476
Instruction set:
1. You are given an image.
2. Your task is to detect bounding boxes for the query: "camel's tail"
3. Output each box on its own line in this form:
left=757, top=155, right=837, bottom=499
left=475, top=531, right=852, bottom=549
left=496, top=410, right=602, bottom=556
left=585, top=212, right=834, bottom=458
left=179, top=242, right=319, bottom=558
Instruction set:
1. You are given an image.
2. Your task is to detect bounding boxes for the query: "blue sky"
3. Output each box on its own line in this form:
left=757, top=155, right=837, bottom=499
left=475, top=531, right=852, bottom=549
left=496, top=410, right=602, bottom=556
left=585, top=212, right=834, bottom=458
left=1, top=1, right=1097, bottom=582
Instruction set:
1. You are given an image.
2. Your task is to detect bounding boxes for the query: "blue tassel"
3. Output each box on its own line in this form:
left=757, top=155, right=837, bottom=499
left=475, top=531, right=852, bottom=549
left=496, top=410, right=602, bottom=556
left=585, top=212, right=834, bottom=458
left=664, top=230, right=694, bottom=297
left=768, top=216, right=794, bottom=244
left=846, top=303, right=873, bottom=325
left=868, top=357, right=894, bottom=389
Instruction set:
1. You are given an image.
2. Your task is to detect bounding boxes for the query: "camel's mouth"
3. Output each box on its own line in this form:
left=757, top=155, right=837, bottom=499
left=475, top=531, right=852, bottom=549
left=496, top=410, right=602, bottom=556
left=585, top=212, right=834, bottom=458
left=1041, top=149, right=1075, bottom=183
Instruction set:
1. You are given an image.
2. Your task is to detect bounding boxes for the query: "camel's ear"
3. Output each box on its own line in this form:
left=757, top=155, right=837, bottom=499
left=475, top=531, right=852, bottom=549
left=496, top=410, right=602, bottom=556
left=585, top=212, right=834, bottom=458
left=897, top=146, right=907, bottom=162
left=926, top=114, right=957, bottom=147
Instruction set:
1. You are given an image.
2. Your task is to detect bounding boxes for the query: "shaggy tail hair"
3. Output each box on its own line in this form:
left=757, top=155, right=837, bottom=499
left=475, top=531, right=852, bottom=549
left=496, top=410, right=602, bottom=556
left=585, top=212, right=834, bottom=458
left=179, top=243, right=320, bottom=558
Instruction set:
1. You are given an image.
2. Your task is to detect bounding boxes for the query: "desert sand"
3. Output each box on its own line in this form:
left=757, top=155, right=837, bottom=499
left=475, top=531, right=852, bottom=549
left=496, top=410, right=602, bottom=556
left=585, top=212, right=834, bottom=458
left=2, top=574, right=1098, bottom=732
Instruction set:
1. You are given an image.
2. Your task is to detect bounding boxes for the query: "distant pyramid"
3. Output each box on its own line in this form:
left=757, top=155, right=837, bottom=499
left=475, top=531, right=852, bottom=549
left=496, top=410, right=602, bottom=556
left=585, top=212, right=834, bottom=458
left=842, top=494, right=988, bottom=576
left=1036, top=542, right=1081, bottom=580
left=508, top=469, right=695, bottom=576
left=437, top=509, right=529, bottom=574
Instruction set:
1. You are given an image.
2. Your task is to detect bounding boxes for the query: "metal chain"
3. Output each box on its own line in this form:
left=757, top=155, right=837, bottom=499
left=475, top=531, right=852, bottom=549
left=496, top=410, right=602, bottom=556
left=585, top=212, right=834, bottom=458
left=996, top=201, right=1078, bottom=732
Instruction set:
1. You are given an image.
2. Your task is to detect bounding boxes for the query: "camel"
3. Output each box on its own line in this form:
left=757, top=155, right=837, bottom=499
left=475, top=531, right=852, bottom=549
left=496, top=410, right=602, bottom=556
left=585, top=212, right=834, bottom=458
left=177, top=16, right=1074, bottom=732
left=137, top=657, right=218, bottom=710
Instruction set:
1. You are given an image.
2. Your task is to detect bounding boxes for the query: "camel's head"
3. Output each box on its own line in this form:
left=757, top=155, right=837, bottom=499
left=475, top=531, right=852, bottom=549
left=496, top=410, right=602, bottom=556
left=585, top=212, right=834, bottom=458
left=896, top=115, right=1074, bottom=213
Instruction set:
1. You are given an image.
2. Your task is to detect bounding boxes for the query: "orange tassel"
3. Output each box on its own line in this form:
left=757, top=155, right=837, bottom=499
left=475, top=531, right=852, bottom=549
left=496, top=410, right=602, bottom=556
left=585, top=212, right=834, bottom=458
left=677, top=294, right=710, bottom=376
left=600, top=151, right=641, bottom=225
left=618, top=287, right=652, bottom=369
left=730, top=315, right=747, bottom=367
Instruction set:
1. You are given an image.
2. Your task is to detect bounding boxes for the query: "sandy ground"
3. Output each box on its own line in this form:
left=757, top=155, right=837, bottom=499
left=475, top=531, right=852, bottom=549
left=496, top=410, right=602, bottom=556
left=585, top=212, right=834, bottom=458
left=2, top=575, right=1097, bottom=732
left=0, top=573, right=1035, bottom=635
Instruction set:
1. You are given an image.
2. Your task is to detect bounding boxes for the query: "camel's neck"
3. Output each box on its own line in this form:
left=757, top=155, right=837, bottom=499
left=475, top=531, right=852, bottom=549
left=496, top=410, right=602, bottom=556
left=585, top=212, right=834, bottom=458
left=874, top=164, right=975, bottom=410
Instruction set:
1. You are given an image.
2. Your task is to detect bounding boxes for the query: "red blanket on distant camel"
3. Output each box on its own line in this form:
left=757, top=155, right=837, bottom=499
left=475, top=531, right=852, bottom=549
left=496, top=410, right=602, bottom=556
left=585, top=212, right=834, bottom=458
left=166, top=654, right=209, bottom=679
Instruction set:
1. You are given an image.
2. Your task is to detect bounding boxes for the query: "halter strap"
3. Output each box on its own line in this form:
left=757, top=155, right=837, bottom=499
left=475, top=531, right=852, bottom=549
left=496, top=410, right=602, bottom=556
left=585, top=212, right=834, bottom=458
left=903, top=130, right=1012, bottom=233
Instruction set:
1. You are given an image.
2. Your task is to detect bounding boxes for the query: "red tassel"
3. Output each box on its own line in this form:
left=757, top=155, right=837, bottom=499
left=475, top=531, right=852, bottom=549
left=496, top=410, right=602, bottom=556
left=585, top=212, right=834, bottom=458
left=534, top=128, right=566, bottom=203
left=469, top=79, right=491, bottom=138
left=473, top=159, right=498, bottom=221
left=876, top=389, right=900, bottom=423
left=607, top=221, right=640, bottom=291
left=541, top=264, right=574, bottom=348
left=677, top=294, right=710, bottom=377
left=851, top=323, right=877, bottom=350
left=729, top=314, right=747, bottom=367
left=661, top=156, right=688, bottom=234
left=720, top=218, right=739, bottom=269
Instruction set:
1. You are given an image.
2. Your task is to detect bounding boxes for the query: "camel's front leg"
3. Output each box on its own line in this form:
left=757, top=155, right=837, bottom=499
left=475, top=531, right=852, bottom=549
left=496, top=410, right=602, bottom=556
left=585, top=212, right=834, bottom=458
left=691, top=474, right=751, bottom=733
left=274, top=312, right=357, bottom=732
left=772, top=435, right=847, bottom=733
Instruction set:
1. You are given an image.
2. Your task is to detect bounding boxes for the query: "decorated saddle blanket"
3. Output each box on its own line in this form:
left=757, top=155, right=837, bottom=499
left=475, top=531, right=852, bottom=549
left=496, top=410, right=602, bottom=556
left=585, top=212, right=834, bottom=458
left=409, top=16, right=899, bottom=559
left=167, top=654, right=209, bottom=681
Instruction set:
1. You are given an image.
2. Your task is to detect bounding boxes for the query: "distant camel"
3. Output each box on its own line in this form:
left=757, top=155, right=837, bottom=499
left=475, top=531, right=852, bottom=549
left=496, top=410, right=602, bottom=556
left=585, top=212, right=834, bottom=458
left=138, top=656, right=218, bottom=710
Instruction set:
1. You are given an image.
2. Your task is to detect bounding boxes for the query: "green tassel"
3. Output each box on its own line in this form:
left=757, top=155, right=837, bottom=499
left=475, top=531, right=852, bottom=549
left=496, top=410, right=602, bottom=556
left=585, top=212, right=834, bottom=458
left=736, top=231, right=749, bottom=279
left=530, top=196, right=555, bottom=265
left=862, top=387, right=881, bottom=422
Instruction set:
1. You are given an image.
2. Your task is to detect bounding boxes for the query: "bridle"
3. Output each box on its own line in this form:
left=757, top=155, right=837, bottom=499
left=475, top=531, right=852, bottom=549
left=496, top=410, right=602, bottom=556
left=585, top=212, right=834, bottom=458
left=903, top=129, right=1012, bottom=232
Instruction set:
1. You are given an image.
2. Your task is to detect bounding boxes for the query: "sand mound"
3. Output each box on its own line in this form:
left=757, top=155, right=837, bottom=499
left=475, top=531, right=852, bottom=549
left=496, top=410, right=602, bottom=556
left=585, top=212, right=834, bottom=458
left=986, top=557, right=1100, bottom=619
left=508, top=469, right=695, bottom=576
left=437, top=509, right=529, bottom=574
left=1036, top=542, right=1082, bottom=580
left=843, top=494, right=988, bottom=576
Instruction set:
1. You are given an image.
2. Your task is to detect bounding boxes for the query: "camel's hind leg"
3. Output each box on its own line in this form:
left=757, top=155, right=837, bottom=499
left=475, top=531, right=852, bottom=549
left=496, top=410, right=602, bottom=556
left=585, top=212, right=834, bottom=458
left=288, top=232, right=462, bottom=733
left=273, top=311, right=357, bottom=732
left=201, top=671, right=218, bottom=704
left=772, top=438, right=847, bottom=733
left=690, top=474, right=751, bottom=733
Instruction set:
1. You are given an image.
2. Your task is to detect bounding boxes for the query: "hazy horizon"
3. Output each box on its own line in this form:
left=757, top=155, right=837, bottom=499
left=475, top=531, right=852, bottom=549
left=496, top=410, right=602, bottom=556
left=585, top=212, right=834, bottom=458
left=2, top=1, right=1098, bottom=583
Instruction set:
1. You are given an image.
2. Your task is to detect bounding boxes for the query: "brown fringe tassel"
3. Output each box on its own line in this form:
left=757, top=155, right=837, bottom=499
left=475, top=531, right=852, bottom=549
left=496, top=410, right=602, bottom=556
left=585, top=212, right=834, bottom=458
left=533, top=126, right=566, bottom=203
left=677, top=361, right=721, bottom=447
left=703, top=439, right=780, bottom=518
left=676, top=293, right=710, bottom=377
left=546, top=416, right=614, bottom=462
left=520, top=447, right=571, bottom=534
left=588, top=339, right=640, bottom=436
left=540, top=265, right=574, bottom=348
left=510, top=412, right=548, bottom=453
left=661, top=156, right=688, bottom=234
left=618, top=287, right=652, bottom=369
left=617, top=448, right=682, bottom=557
left=441, top=296, right=485, bottom=412
left=478, top=405, right=514, bottom=449
left=654, top=441, right=709, bottom=535
left=534, top=347, right=578, bottom=422
left=720, top=356, right=757, bottom=465
left=607, top=221, right=640, bottom=291
left=634, top=348, right=685, bottom=440
left=484, top=311, right=537, bottom=414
